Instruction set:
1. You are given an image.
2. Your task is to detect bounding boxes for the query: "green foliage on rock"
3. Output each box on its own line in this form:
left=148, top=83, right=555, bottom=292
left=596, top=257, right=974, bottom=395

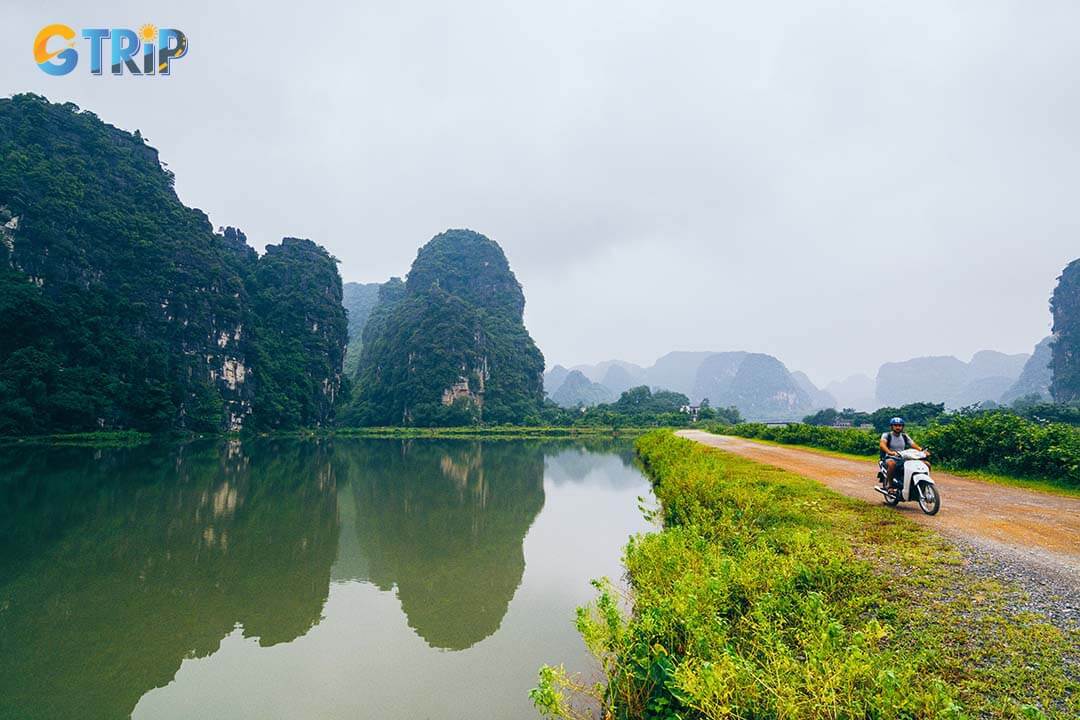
left=0, top=94, right=346, bottom=435
left=347, top=229, right=544, bottom=426
left=341, top=281, right=384, bottom=378
left=246, top=238, right=348, bottom=430
left=1050, top=257, right=1080, bottom=402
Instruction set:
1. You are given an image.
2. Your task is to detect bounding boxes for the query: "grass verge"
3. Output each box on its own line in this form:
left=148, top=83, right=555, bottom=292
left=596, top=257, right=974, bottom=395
left=533, top=430, right=1078, bottom=719
left=712, top=423, right=1080, bottom=499
left=0, top=425, right=645, bottom=447
left=713, top=434, right=1080, bottom=499
left=0, top=430, right=151, bottom=447
left=328, top=425, right=646, bottom=439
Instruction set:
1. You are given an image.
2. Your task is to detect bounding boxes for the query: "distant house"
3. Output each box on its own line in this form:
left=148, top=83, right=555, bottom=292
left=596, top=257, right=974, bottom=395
left=832, top=419, right=853, bottom=428
left=680, top=404, right=702, bottom=421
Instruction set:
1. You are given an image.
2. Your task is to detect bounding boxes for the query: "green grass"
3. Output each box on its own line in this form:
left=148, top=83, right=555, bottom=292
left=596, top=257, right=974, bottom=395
left=0, top=425, right=649, bottom=447
left=724, top=434, right=1080, bottom=499
left=708, top=425, right=1080, bottom=498
left=533, top=430, right=1078, bottom=719
left=326, top=425, right=647, bottom=439
left=0, top=430, right=151, bottom=447
left=712, top=431, right=1080, bottom=499
left=937, top=466, right=1080, bottom=499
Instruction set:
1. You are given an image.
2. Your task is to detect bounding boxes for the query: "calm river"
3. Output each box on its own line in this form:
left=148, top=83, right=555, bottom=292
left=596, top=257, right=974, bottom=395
left=0, top=437, right=653, bottom=719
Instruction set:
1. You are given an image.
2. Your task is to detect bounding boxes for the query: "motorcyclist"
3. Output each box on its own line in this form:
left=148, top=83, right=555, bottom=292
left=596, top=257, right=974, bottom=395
left=879, top=417, right=928, bottom=487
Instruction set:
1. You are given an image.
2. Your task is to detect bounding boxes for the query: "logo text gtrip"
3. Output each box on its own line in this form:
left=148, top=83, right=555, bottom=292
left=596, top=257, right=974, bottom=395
left=34, top=24, right=188, bottom=76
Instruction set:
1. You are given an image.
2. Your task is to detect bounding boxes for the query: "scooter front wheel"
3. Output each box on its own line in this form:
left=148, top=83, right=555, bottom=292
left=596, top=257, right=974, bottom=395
left=917, top=481, right=940, bottom=515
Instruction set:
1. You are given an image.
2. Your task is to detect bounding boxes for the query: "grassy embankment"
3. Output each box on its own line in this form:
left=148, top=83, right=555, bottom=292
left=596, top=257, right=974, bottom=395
left=0, top=430, right=151, bottom=448
left=711, top=413, right=1080, bottom=497
left=330, top=425, right=646, bottom=439
left=0, top=425, right=644, bottom=447
left=533, top=430, right=1078, bottom=719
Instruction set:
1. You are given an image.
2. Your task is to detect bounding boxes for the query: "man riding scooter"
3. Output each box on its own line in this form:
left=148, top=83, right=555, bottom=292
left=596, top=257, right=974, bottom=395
left=879, top=417, right=929, bottom=488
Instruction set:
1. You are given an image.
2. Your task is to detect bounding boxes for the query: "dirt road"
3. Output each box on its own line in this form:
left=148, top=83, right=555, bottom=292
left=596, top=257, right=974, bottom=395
left=676, top=430, right=1080, bottom=593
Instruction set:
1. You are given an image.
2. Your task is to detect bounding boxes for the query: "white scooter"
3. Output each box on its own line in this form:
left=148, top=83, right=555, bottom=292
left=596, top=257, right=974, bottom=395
left=873, top=448, right=941, bottom=515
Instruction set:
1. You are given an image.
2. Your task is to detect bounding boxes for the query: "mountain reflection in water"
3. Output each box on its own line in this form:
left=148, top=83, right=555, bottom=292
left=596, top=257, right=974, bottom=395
left=336, top=440, right=545, bottom=650
left=0, top=437, right=648, bottom=720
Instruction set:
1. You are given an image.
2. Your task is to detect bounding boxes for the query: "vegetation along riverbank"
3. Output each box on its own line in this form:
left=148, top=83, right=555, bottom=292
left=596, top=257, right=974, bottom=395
left=714, top=411, right=1080, bottom=493
left=533, top=430, right=1078, bottom=719
left=0, top=425, right=648, bottom=448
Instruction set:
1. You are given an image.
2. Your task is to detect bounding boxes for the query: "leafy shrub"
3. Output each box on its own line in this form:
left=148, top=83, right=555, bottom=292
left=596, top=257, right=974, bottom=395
left=1009, top=397, right=1080, bottom=426
left=716, top=422, right=881, bottom=456
left=717, top=414, right=1080, bottom=486
left=922, top=412, right=1080, bottom=484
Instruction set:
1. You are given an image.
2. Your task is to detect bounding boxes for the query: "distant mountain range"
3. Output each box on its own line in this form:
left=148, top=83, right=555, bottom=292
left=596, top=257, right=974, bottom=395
left=824, top=374, right=876, bottom=411
left=875, top=348, right=1036, bottom=408
left=544, top=351, right=834, bottom=420
left=549, top=370, right=615, bottom=408
left=546, top=338, right=1055, bottom=418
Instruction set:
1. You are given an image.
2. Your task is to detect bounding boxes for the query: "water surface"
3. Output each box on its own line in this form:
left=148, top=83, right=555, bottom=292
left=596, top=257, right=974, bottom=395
left=0, top=437, right=652, bottom=719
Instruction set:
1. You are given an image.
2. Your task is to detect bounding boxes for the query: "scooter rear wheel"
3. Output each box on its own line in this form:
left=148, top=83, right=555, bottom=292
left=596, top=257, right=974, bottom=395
left=917, top=481, right=940, bottom=515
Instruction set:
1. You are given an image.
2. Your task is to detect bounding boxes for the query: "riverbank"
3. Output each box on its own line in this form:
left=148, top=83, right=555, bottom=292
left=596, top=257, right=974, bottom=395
left=0, top=430, right=152, bottom=448
left=0, top=425, right=650, bottom=448
left=329, top=425, right=646, bottom=439
left=534, top=430, right=1077, bottom=719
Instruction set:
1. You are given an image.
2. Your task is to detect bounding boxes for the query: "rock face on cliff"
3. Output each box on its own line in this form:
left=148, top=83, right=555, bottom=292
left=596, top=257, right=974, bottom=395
left=350, top=229, right=544, bottom=426
left=1051, top=258, right=1080, bottom=402
left=0, top=94, right=346, bottom=434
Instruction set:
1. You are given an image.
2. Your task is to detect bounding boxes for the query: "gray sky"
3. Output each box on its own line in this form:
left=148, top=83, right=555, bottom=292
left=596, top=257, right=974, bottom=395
left=4, top=1, right=1077, bottom=385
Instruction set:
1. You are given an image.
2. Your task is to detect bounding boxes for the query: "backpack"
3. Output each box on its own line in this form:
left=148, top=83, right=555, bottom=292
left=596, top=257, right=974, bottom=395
left=880, top=432, right=911, bottom=459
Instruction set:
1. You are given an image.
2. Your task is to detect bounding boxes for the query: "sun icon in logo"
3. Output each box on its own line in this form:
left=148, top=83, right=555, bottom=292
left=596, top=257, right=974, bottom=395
left=139, top=24, right=158, bottom=43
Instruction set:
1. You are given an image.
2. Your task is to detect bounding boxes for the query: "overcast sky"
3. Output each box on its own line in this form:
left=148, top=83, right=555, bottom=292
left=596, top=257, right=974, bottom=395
left=4, top=1, right=1077, bottom=385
